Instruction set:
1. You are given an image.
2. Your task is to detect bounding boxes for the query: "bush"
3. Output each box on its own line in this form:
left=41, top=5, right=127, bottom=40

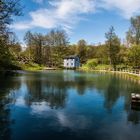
left=95, top=64, right=111, bottom=70
left=85, top=59, right=98, bottom=70
left=128, top=45, right=140, bottom=68
left=20, top=62, right=44, bottom=71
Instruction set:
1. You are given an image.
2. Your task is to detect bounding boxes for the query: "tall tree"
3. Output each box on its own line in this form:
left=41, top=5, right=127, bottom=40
left=0, top=0, right=21, bottom=34
left=24, top=31, right=34, bottom=61
left=24, top=31, right=44, bottom=65
left=126, top=16, right=140, bottom=45
left=47, top=29, right=69, bottom=67
left=24, top=29, right=69, bottom=67
left=47, top=29, right=69, bottom=47
left=76, top=39, right=87, bottom=64
left=0, top=0, right=22, bottom=69
left=105, top=26, right=120, bottom=69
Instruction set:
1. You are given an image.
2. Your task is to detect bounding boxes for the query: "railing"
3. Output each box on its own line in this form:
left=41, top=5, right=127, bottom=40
left=109, top=68, right=140, bottom=76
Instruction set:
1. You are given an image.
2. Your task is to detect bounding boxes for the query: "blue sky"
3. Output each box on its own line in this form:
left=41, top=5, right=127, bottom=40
left=11, top=0, right=140, bottom=45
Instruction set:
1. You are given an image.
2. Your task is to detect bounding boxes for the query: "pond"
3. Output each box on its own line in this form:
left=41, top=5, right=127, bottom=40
left=0, top=70, right=140, bottom=140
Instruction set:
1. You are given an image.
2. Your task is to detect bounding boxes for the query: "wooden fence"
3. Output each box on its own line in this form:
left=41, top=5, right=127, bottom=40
left=110, top=68, right=140, bottom=76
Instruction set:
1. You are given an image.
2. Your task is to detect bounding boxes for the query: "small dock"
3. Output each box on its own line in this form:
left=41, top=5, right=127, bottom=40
left=131, top=93, right=140, bottom=110
left=131, top=93, right=140, bottom=102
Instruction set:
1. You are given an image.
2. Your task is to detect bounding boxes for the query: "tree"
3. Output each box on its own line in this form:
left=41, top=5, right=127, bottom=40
left=23, top=29, right=69, bottom=67
left=47, top=29, right=69, bottom=67
left=105, top=26, right=120, bottom=69
left=8, top=33, right=22, bottom=61
left=128, top=45, right=140, bottom=68
left=0, top=0, right=22, bottom=69
left=24, top=31, right=44, bottom=65
left=24, top=31, right=34, bottom=61
left=47, top=29, right=69, bottom=47
left=0, top=0, right=22, bottom=42
left=95, top=44, right=108, bottom=64
left=76, top=39, right=87, bottom=64
left=126, top=16, right=140, bottom=45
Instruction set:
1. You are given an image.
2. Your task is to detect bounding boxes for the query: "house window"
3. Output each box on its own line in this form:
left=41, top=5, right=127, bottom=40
left=71, top=63, right=73, bottom=66
left=67, top=63, right=69, bottom=66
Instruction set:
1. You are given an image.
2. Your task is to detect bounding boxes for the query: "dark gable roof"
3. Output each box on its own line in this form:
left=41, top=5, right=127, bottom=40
left=64, top=55, right=78, bottom=59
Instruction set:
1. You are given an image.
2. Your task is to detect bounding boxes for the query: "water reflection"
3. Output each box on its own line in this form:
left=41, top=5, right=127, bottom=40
left=0, top=71, right=140, bottom=140
left=0, top=75, right=21, bottom=140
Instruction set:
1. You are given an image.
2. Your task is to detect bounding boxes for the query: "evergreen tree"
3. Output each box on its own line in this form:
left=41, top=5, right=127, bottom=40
left=105, top=26, right=120, bottom=69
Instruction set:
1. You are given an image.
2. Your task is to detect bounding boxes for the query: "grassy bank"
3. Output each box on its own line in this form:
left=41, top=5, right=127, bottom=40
left=20, top=63, right=45, bottom=71
left=81, top=64, right=112, bottom=71
left=80, top=64, right=140, bottom=80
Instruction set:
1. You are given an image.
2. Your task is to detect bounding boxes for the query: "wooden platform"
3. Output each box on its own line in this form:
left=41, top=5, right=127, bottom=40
left=131, top=93, right=140, bottom=110
left=131, top=93, right=140, bottom=101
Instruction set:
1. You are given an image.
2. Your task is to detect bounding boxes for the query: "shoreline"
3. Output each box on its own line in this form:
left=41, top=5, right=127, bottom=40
left=1, top=69, right=140, bottom=80
left=79, top=69, right=140, bottom=79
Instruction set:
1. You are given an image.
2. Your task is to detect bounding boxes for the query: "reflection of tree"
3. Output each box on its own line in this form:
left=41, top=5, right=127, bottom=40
left=0, top=96, right=11, bottom=140
left=103, top=77, right=120, bottom=111
left=127, top=110, right=140, bottom=124
left=24, top=73, right=68, bottom=109
left=120, top=75, right=140, bottom=125
left=92, top=72, right=140, bottom=117
left=0, top=75, right=21, bottom=139
left=75, top=76, right=88, bottom=95
left=43, top=86, right=67, bottom=109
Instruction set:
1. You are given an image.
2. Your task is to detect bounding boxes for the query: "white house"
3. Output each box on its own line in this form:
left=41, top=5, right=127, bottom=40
left=64, top=55, right=80, bottom=69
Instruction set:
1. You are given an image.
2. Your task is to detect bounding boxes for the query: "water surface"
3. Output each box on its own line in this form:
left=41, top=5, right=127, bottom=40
left=0, top=70, right=140, bottom=140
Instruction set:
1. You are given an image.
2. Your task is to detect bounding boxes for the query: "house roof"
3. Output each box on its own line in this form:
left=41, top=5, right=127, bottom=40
left=64, top=55, right=78, bottom=59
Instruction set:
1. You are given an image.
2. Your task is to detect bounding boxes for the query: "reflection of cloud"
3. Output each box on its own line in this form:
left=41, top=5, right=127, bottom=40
left=57, top=112, right=91, bottom=130
left=30, top=100, right=92, bottom=130
left=57, top=112, right=73, bottom=127
left=15, top=97, right=26, bottom=107
left=14, top=84, right=28, bottom=107
left=31, top=101, right=51, bottom=115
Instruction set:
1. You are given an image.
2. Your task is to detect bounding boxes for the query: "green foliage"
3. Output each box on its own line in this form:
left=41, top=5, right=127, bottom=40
left=23, top=29, right=69, bottom=67
left=95, top=64, right=112, bottom=70
left=95, top=45, right=109, bottom=64
left=81, top=64, right=112, bottom=71
left=85, top=59, right=98, bottom=69
left=20, top=62, right=44, bottom=71
left=0, top=0, right=22, bottom=70
left=126, top=16, right=140, bottom=45
left=1, top=6, right=140, bottom=73
left=128, top=45, right=140, bottom=68
left=105, top=26, right=121, bottom=69
left=76, top=39, right=87, bottom=64
left=0, top=39, right=14, bottom=70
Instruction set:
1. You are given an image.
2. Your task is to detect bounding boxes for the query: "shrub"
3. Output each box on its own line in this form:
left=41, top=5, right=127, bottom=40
left=85, top=59, right=98, bottom=69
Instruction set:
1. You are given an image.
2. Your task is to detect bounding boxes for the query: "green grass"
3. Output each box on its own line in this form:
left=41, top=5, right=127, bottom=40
left=20, top=62, right=45, bottom=71
left=80, top=64, right=140, bottom=80
left=81, top=64, right=112, bottom=71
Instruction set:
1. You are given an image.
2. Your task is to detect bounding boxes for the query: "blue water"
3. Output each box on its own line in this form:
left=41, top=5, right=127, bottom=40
left=0, top=70, right=140, bottom=140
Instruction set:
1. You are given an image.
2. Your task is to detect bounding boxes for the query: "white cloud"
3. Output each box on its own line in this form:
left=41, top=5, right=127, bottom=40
left=11, top=22, right=31, bottom=30
left=12, top=0, right=140, bottom=32
left=12, top=0, right=96, bottom=31
left=99, top=0, right=140, bottom=18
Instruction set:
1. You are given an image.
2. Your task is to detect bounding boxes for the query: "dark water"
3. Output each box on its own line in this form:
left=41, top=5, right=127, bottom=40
left=0, top=70, right=140, bottom=140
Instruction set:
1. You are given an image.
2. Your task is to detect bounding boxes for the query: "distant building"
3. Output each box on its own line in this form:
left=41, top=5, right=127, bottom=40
left=64, top=55, right=80, bottom=69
